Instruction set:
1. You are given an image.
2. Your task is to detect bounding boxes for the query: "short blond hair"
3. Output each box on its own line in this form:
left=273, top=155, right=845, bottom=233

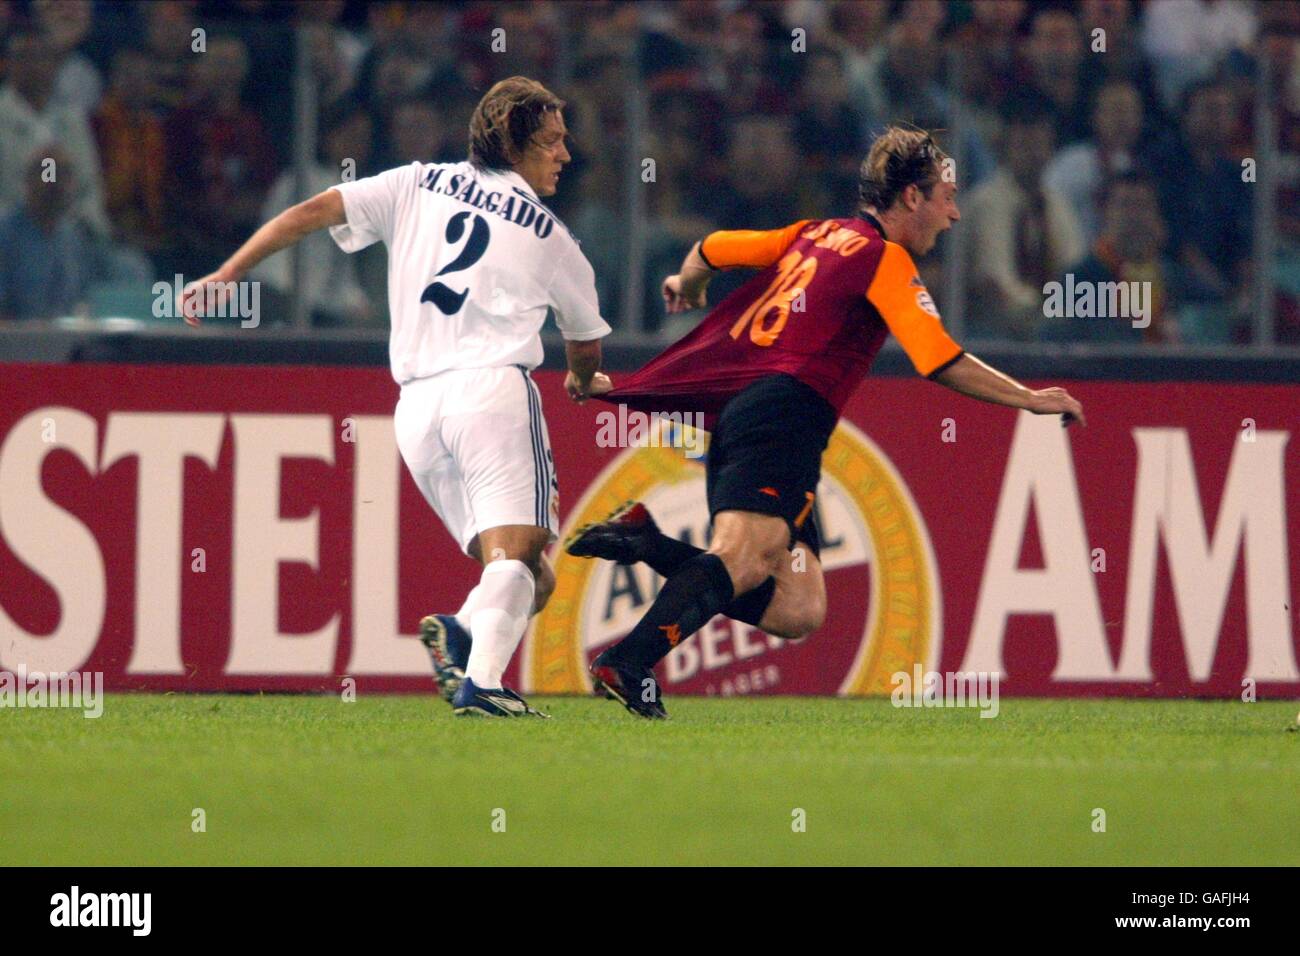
left=858, top=126, right=948, bottom=213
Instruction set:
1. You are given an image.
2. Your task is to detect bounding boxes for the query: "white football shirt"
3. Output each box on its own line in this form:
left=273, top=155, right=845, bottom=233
left=329, top=161, right=611, bottom=384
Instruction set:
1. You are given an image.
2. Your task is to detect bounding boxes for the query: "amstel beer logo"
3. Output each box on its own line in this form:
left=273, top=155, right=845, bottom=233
left=523, top=420, right=942, bottom=697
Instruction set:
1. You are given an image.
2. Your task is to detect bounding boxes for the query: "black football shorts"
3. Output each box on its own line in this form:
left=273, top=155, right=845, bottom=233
left=705, top=373, right=838, bottom=556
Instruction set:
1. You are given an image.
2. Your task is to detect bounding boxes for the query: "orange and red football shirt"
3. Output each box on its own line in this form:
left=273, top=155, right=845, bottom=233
left=606, top=215, right=964, bottom=428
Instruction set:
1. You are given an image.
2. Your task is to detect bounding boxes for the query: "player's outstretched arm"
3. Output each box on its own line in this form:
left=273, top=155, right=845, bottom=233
left=932, top=354, right=1086, bottom=427
left=177, top=189, right=347, bottom=326
left=664, top=220, right=812, bottom=313
left=662, top=241, right=712, bottom=314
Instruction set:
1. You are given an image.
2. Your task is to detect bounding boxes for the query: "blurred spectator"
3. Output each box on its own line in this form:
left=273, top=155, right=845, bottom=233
left=1258, top=7, right=1300, bottom=344
left=636, top=112, right=720, bottom=332
left=139, top=0, right=196, bottom=112
left=1042, top=173, right=1186, bottom=343
left=859, top=4, right=995, bottom=185
left=0, top=30, right=109, bottom=237
left=166, top=33, right=278, bottom=278
left=643, top=3, right=788, bottom=118
left=1044, top=79, right=1157, bottom=245
left=641, top=88, right=723, bottom=238
left=828, top=0, right=892, bottom=109
left=0, top=149, right=141, bottom=321
left=1141, top=0, right=1257, bottom=111
left=93, top=47, right=170, bottom=263
left=569, top=151, right=626, bottom=322
left=34, top=0, right=102, bottom=113
left=573, top=0, right=638, bottom=62
left=949, top=0, right=1024, bottom=106
left=0, top=0, right=1286, bottom=344
left=566, top=54, right=631, bottom=163
left=1151, top=79, right=1252, bottom=311
left=792, top=47, right=865, bottom=208
left=368, top=47, right=438, bottom=111
left=303, top=17, right=364, bottom=112
left=1019, top=6, right=1092, bottom=147
left=859, top=4, right=946, bottom=126
left=381, top=96, right=454, bottom=166
left=684, top=114, right=820, bottom=317
left=297, top=0, right=369, bottom=82
left=711, top=5, right=791, bottom=117
left=966, top=93, right=1085, bottom=340
left=363, top=0, right=406, bottom=55
left=693, top=114, right=810, bottom=228
left=946, top=0, right=1025, bottom=189
left=1076, top=0, right=1167, bottom=132
left=776, top=0, right=832, bottom=37
left=487, top=3, right=560, bottom=85
left=640, top=0, right=722, bottom=91
left=250, top=105, right=373, bottom=327
left=355, top=1, right=465, bottom=107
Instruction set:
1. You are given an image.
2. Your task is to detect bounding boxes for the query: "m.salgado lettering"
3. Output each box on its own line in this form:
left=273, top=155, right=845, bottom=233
left=420, top=167, right=556, bottom=239
left=49, top=886, right=151, bottom=936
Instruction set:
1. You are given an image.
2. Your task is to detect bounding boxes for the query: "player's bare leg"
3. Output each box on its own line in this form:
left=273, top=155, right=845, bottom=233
left=588, top=508, right=797, bottom=718
left=706, top=510, right=790, bottom=595
left=757, top=544, right=827, bottom=639
left=567, top=499, right=823, bottom=637
left=532, top=553, right=556, bottom=613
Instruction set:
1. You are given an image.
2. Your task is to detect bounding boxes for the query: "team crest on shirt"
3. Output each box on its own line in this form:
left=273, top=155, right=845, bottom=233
left=916, top=288, right=939, bottom=317
left=521, top=418, right=942, bottom=698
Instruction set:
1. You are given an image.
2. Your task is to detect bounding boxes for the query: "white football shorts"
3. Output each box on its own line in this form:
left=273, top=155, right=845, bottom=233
left=394, top=365, right=559, bottom=556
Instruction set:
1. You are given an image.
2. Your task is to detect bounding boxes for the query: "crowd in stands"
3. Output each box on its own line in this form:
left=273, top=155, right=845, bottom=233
left=0, top=0, right=1295, bottom=345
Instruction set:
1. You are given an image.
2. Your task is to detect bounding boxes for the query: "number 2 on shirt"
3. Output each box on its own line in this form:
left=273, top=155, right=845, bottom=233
left=421, top=212, right=491, bottom=315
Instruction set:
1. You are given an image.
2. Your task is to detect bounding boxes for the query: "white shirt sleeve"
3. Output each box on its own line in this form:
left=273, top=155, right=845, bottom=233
left=548, top=242, right=612, bottom=341
left=328, top=164, right=413, bottom=252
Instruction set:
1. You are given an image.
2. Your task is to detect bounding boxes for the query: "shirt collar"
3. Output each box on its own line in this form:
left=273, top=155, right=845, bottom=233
left=860, top=211, right=888, bottom=239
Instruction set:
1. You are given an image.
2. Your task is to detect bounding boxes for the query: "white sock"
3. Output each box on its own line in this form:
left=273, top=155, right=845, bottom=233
left=454, top=586, right=482, bottom=633
left=465, top=560, right=535, bottom=689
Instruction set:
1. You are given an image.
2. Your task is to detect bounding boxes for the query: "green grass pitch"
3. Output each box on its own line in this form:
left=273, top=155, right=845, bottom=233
left=3, top=694, right=1297, bottom=866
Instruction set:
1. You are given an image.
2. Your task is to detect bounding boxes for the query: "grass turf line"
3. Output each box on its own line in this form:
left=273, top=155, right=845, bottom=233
left=2, top=695, right=1297, bottom=865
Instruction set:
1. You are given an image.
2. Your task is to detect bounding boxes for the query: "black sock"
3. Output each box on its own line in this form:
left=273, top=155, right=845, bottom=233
left=610, top=553, right=735, bottom=667
left=639, top=532, right=703, bottom=577
left=639, top=528, right=778, bottom=628
left=724, top=576, right=776, bottom=628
